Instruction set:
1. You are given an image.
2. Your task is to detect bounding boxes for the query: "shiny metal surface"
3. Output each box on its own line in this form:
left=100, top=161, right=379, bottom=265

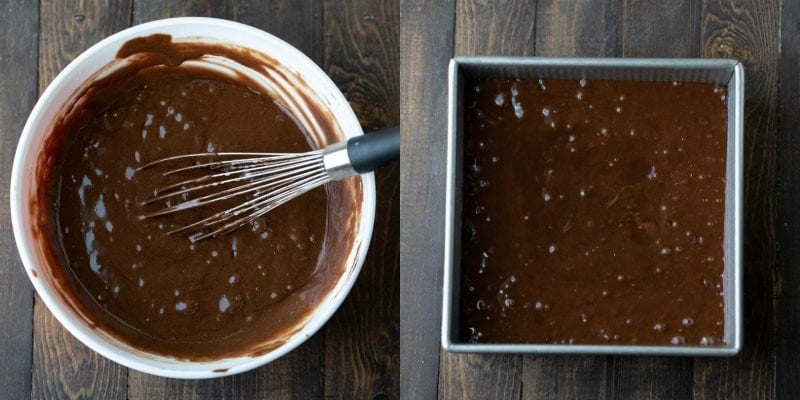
left=442, top=57, right=744, bottom=356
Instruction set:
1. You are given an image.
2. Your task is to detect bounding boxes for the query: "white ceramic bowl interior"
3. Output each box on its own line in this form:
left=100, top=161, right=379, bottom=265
left=10, top=17, right=375, bottom=378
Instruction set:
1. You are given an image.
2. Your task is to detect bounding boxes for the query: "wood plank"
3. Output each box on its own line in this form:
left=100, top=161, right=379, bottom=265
left=521, top=357, right=609, bottom=400
left=438, top=353, right=521, bottom=400
left=611, top=357, right=692, bottom=399
left=535, top=0, right=619, bottom=57
left=613, top=2, right=698, bottom=398
left=522, top=356, right=608, bottom=400
left=399, top=0, right=455, bottom=399
left=519, top=2, right=616, bottom=399
left=694, top=1, right=779, bottom=399
left=619, top=0, right=700, bottom=57
left=438, top=1, right=539, bottom=398
left=32, top=1, right=131, bottom=398
left=321, top=1, right=400, bottom=398
left=126, top=1, right=327, bottom=399
left=322, top=166, right=399, bottom=399
left=776, top=0, right=800, bottom=398
left=323, top=0, right=399, bottom=129
left=0, top=1, right=38, bottom=399
left=454, top=0, right=536, bottom=56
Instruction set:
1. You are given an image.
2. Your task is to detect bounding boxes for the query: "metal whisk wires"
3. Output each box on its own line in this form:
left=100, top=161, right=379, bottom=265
left=139, top=150, right=330, bottom=242
left=138, top=126, right=399, bottom=241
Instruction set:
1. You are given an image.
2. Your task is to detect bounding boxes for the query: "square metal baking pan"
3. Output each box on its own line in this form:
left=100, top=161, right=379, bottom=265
left=442, top=57, right=743, bottom=356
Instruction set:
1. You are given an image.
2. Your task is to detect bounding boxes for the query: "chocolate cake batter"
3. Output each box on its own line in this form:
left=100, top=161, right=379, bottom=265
left=34, top=35, right=360, bottom=360
left=459, top=78, right=727, bottom=345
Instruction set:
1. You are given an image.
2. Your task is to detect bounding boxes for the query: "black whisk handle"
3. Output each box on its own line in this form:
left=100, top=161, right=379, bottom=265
left=347, top=126, right=400, bottom=173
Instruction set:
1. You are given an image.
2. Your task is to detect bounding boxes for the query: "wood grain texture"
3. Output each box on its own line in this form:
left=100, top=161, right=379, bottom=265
left=454, top=0, right=536, bottom=56
left=38, top=0, right=131, bottom=92
left=694, top=1, right=779, bottom=399
left=0, top=1, right=37, bottom=399
left=132, top=0, right=324, bottom=63
left=611, top=357, right=693, bottom=400
left=127, top=1, right=328, bottom=399
left=438, top=353, right=521, bottom=400
left=534, top=0, right=618, bottom=57
left=323, top=165, right=400, bottom=400
left=522, top=356, right=609, bottom=400
left=398, top=0, right=455, bottom=398
left=776, top=0, right=800, bottom=398
left=128, top=334, right=325, bottom=400
left=322, top=1, right=400, bottom=398
left=323, top=0, right=399, bottom=129
left=620, top=0, right=700, bottom=57
left=32, top=296, right=127, bottom=400
left=33, top=1, right=131, bottom=398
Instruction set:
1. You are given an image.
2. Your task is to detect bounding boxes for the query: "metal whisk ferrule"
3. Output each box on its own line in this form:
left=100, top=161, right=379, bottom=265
left=322, top=140, right=359, bottom=180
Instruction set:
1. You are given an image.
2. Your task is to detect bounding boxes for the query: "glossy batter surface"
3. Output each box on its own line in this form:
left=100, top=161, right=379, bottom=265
left=36, top=37, right=353, bottom=360
left=459, top=78, right=727, bottom=345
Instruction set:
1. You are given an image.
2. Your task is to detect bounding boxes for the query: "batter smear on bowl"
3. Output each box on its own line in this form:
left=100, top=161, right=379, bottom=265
left=35, top=36, right=360, bottom=360
left=459, top=78, right=727, bottom=345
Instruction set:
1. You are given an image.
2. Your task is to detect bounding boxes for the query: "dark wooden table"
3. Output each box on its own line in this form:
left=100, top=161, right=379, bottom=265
left=0, top=1, right=398, bottom=399
left=401, top=0, right=791, bottom=398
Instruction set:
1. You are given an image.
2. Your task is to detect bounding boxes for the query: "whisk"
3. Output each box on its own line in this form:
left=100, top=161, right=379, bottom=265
left=139, top=126, right=399, bottom=241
